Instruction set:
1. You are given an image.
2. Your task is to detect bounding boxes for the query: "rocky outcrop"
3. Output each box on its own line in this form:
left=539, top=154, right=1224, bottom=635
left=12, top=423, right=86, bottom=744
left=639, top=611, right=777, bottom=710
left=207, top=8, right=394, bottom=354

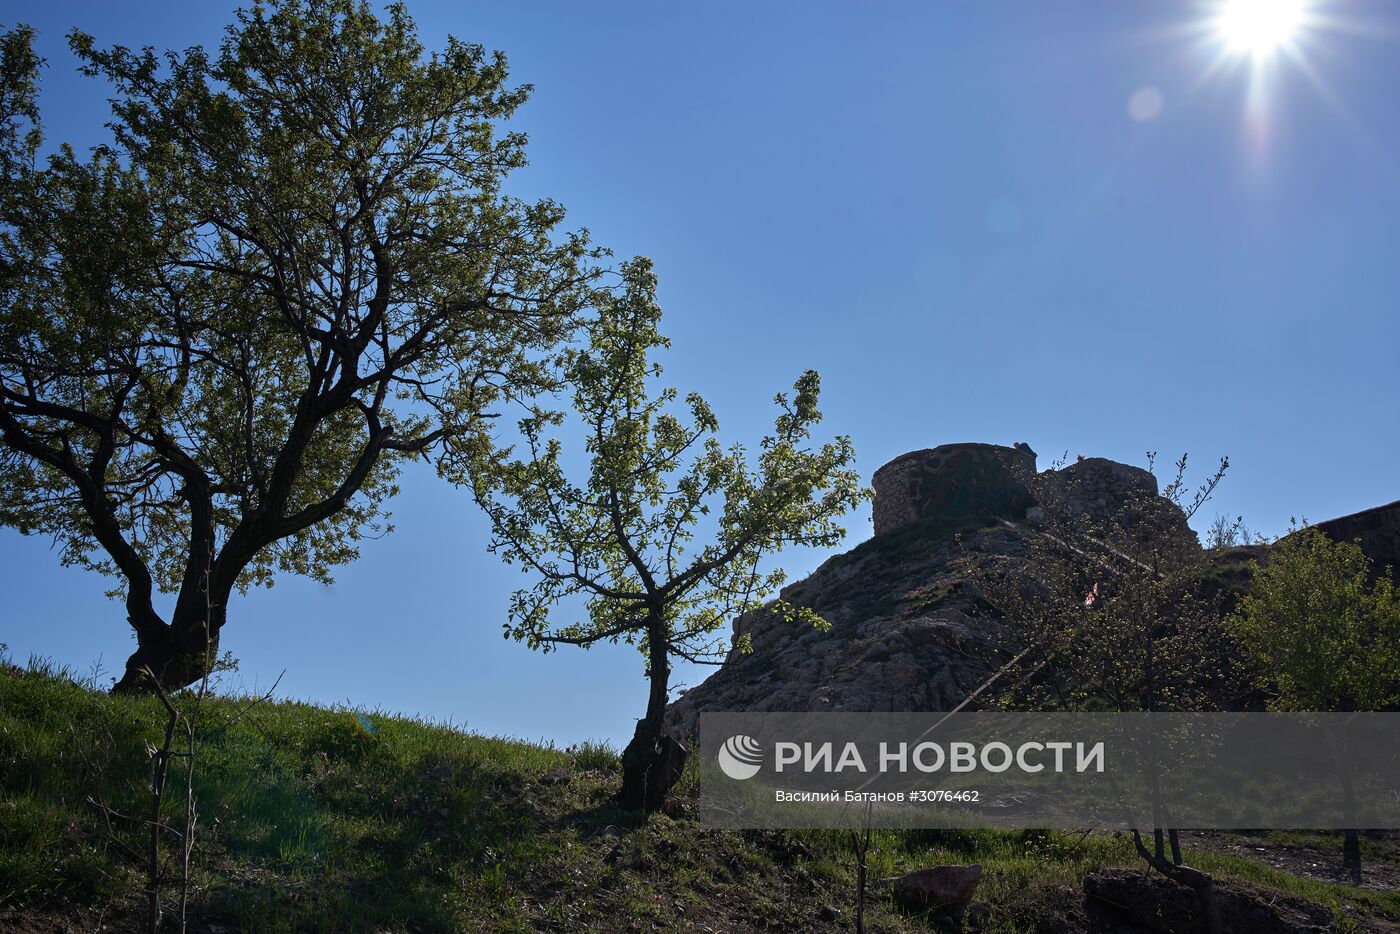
left=872, top=443, right=1035, bottom=536
left=668, top=442, right=1192, bottom=735
left=665, top=512, right=1024, bottom=736
left=667, top=440, right=1394, bottom=734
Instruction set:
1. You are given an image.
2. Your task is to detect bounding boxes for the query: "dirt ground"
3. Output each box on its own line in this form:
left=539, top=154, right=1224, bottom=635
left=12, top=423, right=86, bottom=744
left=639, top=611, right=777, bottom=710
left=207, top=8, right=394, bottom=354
left=1189, top=830, right=1400, bottom=891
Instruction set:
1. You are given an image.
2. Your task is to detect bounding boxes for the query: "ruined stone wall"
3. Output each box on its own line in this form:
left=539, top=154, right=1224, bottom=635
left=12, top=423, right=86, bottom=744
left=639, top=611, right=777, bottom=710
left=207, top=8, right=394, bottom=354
left=1315, top=499, right=1400, bottom=578
left=871, top=443, right=1036, bottom=536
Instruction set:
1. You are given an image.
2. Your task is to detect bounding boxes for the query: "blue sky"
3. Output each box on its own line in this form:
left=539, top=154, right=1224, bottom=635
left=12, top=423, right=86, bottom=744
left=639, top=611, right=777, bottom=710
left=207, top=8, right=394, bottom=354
left=3, top=1, right=1398, bottom=745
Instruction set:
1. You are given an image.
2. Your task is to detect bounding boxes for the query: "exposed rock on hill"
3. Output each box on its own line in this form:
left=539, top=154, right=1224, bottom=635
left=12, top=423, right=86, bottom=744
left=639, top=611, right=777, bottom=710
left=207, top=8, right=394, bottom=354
left=667, top=442, right=1397, bottom=735
left=667, top=442, right=1184, bottom=735
left=665, top=512, right=1019, bottom=735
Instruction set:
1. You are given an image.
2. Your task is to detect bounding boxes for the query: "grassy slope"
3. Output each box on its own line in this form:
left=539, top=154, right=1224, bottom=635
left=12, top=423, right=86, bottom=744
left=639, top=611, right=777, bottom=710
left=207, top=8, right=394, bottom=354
left=3, top=664, right=1400, bottom=933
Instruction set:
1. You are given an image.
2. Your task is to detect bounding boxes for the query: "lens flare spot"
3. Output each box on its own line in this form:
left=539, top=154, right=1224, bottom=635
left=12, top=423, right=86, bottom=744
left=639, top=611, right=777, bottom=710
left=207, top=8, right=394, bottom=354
left=1127, top=86, right=1165, bottom=123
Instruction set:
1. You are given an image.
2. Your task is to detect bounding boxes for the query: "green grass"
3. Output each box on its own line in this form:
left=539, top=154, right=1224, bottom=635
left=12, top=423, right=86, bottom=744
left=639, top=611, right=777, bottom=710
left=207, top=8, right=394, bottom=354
left=4, top=661, right=1400, bottom=932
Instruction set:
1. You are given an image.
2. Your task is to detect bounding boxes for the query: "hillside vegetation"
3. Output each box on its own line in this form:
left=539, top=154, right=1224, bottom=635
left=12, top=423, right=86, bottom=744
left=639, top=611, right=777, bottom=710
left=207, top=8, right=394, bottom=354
left=4, top=662, right=1400, bottom=932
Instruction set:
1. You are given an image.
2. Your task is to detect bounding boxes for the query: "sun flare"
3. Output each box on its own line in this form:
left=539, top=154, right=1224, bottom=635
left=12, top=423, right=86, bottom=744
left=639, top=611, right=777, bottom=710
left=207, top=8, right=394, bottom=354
left=1216, top=0, right=1307, bottom=55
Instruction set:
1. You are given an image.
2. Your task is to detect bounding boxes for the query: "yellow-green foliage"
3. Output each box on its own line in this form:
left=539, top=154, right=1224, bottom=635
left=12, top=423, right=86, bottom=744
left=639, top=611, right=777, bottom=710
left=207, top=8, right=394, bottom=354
left=1228, top=528, right=1400, bottom=712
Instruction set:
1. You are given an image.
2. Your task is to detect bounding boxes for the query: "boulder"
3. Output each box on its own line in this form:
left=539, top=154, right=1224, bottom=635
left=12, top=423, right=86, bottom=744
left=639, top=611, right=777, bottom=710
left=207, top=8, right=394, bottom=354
left=872, top=443, right=1035, bottom=536
left=1083, top=868, right=1334, bottom=933
left=876, top=864, right=983, bottom=910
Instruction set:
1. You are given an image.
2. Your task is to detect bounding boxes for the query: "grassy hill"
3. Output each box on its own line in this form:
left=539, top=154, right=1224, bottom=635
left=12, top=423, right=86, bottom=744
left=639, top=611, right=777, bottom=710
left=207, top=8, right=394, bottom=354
left=4, top=661, right=1400, bottom=933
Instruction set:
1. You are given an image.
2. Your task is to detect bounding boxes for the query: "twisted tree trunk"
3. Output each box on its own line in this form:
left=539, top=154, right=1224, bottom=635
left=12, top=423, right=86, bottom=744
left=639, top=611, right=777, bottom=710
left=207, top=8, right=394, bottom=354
left=619, top=614, right=688, bottom=812
left=113, top=614, right=222, bottom=693
left=113, top=568, right=228, bottom=694
left=1132, top=829, right=1222, bottom=934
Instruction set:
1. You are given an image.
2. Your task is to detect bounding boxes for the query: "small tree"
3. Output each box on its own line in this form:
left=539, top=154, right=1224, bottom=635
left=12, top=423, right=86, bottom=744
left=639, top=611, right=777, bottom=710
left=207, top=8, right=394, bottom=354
left=1227, top=527, right=1400, bottom=883
left=0, top=2, right=597, bottom=691
left=988, top=454, right=1236, bottom=716
left=460, top=258, right=865, bottom=811
left=981, top=453, right=1236, bottom=932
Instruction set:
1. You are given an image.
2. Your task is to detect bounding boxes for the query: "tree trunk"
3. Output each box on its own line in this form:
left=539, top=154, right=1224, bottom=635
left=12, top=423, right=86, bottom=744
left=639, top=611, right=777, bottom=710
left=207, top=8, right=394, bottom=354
left=619, top=614, right=688, bottom=812
left=1132, top=829, right=1222, bottom=934
left=852, top=821, right=872, bottom=934
left=113, top=595, right=226, bottom=694
left=1343, top=829, right=1362, bottom=886
left=1330, top=724, right=1363, bottom=885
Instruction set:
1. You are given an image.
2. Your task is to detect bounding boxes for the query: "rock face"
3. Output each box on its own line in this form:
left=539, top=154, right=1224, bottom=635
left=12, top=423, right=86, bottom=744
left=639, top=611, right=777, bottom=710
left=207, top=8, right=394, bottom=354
left=871, top=443, right=1035, bottom=536
left=666, top=440, right=1395, bottom=735
left=668, top=442, right=1187, bottom=735
left=664, top=510, right=1023, bottom=736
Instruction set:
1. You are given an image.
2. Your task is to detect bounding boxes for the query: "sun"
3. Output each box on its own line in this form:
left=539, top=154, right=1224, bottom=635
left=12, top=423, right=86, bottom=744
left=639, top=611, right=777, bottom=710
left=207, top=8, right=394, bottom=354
left=1216, top=0, right=1308, bottom=56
